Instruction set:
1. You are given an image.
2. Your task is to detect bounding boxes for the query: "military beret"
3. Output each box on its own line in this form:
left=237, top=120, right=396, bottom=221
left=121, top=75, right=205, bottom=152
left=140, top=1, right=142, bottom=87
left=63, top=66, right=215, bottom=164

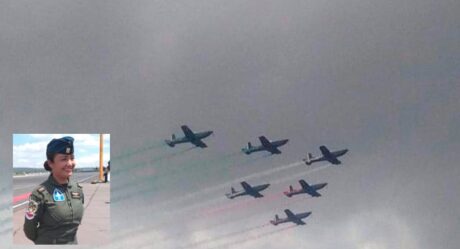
left=46, top=136, right=74, bottom=156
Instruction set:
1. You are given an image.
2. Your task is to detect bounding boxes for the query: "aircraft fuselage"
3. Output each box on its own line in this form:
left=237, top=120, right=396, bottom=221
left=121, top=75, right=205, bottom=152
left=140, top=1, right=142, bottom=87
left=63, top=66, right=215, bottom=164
left=304, top=147, right=348, bottom=165
left=284, top=183, right=327, bottom=197
left=242, top=139, right=289, bottom=155
left=270, top=211, right=311, bottom=226
left=166, top=130, right=213, bottom=146
left=225, top=183, right=270, bottom=199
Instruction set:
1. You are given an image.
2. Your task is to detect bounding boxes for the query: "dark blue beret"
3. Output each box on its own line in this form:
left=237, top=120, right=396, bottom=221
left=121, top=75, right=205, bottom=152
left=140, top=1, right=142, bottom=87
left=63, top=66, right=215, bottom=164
left=46, top=136, right=74, bottom=156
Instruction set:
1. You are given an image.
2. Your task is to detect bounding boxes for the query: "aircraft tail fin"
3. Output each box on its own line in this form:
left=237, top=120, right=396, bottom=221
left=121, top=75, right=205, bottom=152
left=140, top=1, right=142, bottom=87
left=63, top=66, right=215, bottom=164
left=165, top=134, right=177, bottom=147
left=165, top=139, right=175, bottom=147
left=270, top=214, right=280, bottom=225
left=241, top=142, right=253, bottom=154
left=304, top=153, right=313, bottom=165
left=284, top=185, right=293, bottom=197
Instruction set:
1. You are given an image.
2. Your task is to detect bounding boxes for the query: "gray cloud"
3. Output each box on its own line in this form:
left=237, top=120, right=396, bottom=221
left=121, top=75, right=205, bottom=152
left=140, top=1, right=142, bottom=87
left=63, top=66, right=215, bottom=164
left=1, top=0, right=459, bottom=248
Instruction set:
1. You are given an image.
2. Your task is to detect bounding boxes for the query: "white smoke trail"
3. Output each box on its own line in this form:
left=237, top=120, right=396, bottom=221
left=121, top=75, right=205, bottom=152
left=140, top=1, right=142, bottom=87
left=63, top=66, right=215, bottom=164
left=151, top=161, right=305, bottom=212
left=153, top=162, right=330, bottom=217
left=108, top=163, right=332, bottom=246
left=178, top=223, right=272, bottom=249
left=201, top=224, right=297, bottom=249
left=270, top=163, right=332, bottom=185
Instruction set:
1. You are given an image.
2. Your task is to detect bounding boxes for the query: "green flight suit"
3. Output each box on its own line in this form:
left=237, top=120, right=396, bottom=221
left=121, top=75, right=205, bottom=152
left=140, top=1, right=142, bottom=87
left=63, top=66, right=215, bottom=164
left=23, top=174, right=84, bottom=244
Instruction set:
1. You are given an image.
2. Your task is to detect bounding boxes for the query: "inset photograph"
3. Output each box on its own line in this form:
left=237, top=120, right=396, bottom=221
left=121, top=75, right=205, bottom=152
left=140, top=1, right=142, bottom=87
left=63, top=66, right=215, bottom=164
left=12, top=134, right=110, bottom=245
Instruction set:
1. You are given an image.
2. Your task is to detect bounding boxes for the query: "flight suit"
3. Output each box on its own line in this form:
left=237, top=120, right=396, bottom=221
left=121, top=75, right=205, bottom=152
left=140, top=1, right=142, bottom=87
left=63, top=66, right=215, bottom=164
left=23, top=174, right=84, bottom=244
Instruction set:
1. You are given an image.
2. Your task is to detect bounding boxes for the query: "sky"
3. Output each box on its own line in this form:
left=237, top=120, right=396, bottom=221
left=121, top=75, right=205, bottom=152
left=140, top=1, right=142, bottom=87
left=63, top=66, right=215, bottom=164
left=1, top=0, right=459, bottom=248
left=13, top=134, right=111, bottom=168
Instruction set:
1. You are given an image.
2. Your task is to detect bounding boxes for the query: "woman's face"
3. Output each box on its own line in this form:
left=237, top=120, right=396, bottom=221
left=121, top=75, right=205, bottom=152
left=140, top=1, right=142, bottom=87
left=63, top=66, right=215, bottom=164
left=49, top=154, right=75, bottom=179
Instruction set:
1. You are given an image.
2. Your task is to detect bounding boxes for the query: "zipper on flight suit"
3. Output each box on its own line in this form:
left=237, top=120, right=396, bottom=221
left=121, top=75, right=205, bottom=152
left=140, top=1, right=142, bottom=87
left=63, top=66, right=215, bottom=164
left=65, top=186, right=73, bottom=220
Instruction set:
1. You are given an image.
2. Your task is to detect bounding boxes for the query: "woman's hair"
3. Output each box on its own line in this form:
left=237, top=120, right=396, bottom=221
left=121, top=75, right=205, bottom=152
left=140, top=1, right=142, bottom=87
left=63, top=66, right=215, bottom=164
left=43, top=153, right=56, bottom=171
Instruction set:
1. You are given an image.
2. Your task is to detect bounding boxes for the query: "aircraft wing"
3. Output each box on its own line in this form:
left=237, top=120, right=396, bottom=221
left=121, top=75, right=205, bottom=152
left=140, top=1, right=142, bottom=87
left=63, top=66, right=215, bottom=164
left=259, top=136, right=282, bottom=154
left=181, top=125, right=196, bottom=140
left=299, top=180, right=310, bottom=189
left=241, top=181, right=263, bottom=198
left=284, top=209, right=305, bottom=225
left=321, top=145, right=342, bottom=164
left=326, top=157, right=341, bottom=164
left=299, top=180, right=321, bottom=197
left=292, top=219, right=306, bottom=225
left=308, top=190, right=321, bottom=197
left=319, top=145, right=332, bottom=156
left=191, top=140, right=207, bottom=148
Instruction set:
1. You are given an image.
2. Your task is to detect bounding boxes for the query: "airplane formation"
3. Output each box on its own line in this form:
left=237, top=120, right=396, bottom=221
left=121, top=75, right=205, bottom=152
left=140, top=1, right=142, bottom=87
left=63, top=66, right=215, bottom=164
left=165, top=125, right=349, bottom=226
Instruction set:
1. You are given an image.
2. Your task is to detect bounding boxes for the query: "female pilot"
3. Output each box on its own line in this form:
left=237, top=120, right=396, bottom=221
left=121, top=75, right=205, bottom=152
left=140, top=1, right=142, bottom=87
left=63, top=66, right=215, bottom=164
left=23, top=136, right=84, bottom=244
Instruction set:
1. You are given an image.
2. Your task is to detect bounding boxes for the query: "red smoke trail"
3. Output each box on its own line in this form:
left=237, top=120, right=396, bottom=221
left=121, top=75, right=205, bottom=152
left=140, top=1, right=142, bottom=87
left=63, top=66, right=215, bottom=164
left=149, top=161, right=305, bottom=213
left=110, top=162, right=329, bottom=244
left=180, top=223, right=272, bottom=249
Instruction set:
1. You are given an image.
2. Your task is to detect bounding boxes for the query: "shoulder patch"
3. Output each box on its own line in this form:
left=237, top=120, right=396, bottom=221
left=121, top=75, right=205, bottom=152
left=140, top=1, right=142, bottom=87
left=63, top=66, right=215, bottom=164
left=25, top=199, right=39, bottom=220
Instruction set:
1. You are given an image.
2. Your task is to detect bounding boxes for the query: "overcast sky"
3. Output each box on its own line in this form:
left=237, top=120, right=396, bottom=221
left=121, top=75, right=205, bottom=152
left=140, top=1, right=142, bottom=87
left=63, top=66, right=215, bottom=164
left=1, top=0, right=459, bottom=248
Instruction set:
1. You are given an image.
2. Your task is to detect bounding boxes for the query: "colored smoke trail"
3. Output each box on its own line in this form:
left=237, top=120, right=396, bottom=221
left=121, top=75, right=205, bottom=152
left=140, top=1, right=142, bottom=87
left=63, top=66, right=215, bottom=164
left=210, top=224, right=298, bottom=249
left=111, top=147, right=197, bottom=196
left=113, top=146, right=195, bottom=177
left=200, top=192, right=282, bottom=217
left=108, top=192, right=308, bottom=249
left=112, top=140, right=166, bottom=161
left=240, top=161, right=304, bottom=181
left=112, top=140, right=167, bottom=174
left=179, top=223, right=272, bottom=249
left=150, top=161, right=305, bottom=211
left=151, top=161, right=325, bottom=215
left=109, top=163, right=333, bottom=245
left=270, top=163, right=333, bottom=186
left=116, top=187, right=310, bottom=247
left=112, top=150, right=240, bottom=203
left=113, top=161, right=331, bottom=230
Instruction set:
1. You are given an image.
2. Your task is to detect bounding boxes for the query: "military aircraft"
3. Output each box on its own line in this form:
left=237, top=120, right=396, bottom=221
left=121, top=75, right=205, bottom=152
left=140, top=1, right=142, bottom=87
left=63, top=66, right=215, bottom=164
left=303, top=145, right=348, bottom=165
left=165, top=125, right=213, bottom=148
left=241, top=136, right=289, bottom=155
left=270, top=209, right=312, bottom=226
left=225, top=181, right=270, bottom=199
left=283, top=180, right=327, bottom=198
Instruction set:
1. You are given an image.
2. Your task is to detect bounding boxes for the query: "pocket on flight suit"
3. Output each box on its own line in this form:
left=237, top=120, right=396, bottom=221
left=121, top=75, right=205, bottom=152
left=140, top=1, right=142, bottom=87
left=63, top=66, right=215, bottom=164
left=44, top=202, right=64, bottom=223
left=70, top=192, right=84, bottom=223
